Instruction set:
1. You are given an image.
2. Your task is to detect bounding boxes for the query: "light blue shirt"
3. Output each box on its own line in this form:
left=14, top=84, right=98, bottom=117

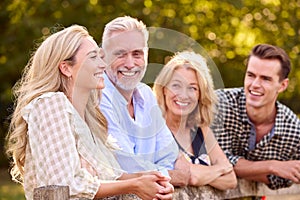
left=100, top=73, right=179, bottom=176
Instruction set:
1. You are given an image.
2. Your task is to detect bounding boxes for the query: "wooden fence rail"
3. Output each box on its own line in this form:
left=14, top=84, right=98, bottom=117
left=33, top=185, right=69, bottom=200
left=33, top=179, right=300, bottom=200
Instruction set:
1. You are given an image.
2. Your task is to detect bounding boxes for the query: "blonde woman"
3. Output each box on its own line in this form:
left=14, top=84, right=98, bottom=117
left=153, top=51, right=237, bottom=190
left=6, top=24, right=173, bottom=200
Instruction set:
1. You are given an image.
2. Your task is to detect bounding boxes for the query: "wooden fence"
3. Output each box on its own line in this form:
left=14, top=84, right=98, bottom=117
left=33, top=179, right=300, bottom=200
left=33, top=185, right=69, bottom=200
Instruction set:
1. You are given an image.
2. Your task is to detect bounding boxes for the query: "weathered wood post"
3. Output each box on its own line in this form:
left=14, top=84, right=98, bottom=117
left=33, top=185, right=69, bottom=200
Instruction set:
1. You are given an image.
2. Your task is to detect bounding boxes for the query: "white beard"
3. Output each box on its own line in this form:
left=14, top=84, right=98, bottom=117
left=109, top=66, right=146, bottom=91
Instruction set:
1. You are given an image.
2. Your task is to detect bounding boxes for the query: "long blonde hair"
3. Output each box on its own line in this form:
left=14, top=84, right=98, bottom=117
left=6, top=24, right=108, bottom=183
left=153, top=51, right=217, bottom=128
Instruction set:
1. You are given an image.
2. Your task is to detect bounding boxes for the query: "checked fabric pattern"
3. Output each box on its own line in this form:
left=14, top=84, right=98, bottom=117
left=22, top=92, right=122, bottom=199
left=211, top=87, right=300, bottom=190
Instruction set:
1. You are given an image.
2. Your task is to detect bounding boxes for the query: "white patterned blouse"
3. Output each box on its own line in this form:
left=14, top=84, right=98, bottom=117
left=22, top=92, right=123, bottom=199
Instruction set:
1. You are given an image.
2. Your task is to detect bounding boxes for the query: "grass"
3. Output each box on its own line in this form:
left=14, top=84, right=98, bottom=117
left=0, top=168, right=25, bottom=200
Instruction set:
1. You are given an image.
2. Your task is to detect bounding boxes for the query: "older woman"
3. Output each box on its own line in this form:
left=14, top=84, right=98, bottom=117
left=153, top=51, right=237, bottom=190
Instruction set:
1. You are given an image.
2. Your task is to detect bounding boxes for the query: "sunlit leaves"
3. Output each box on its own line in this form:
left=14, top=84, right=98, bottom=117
left=7, top=0, right=28, bottom=24
left=143, top=0, right=152, bottom=8
left=261, top=0, right=281, bottom=6
left=1, top=1, right=300, bottom=169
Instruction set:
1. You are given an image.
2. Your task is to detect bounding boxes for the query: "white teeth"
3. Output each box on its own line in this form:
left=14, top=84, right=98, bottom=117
left=175, top=101, right=188, bottom=106
left=121, top=71, right=136, bottom=76
left=250, top=91, right=263, bottom=96
left=94, top=73, right=103, bottom=78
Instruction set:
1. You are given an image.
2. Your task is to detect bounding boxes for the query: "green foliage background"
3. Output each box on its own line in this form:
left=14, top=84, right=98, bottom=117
left=1, top=0, right=300, bottom=167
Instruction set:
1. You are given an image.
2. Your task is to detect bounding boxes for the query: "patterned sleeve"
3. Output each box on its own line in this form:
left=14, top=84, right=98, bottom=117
left=24, top=93, right=100, bottom=199
left=267, top=175, right=293, bottom=190
left=211, top=89, right=243, bottom=165
left=267, top=112, right=300, bottom=190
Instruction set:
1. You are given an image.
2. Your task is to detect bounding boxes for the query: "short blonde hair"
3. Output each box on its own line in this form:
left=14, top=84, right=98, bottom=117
left=153, top=51, right=217, bottom=128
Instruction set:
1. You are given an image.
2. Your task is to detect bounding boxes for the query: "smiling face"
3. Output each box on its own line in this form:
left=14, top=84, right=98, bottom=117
left=72, top=37, right=106, bottom=92
left=164, top=67, right=200, bottom=118
left=103, top=30, right=147, bottom=92
left=244, top=56, right=288, bottom=110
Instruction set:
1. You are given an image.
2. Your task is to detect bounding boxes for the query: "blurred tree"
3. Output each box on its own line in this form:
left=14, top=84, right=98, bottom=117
left=0, top=0, right=299, bottom=168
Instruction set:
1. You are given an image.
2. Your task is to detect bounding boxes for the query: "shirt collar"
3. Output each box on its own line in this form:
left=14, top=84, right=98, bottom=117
left=273, top=101, right=284, bottom=135
left=242, top=88, right=280, bottom=136
left=240, top=88, right=249, bottom=123
left=132, top=86, right=144, bottom=107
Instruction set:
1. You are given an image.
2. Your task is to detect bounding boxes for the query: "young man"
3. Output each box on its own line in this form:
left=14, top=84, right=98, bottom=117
left=100, top=16, right=190, bottom=186
left=212, top=44, right=300, bottom=190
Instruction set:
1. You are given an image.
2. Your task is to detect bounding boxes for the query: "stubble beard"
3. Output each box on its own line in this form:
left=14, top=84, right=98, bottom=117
left=112, top=67, right=147, bottom=91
